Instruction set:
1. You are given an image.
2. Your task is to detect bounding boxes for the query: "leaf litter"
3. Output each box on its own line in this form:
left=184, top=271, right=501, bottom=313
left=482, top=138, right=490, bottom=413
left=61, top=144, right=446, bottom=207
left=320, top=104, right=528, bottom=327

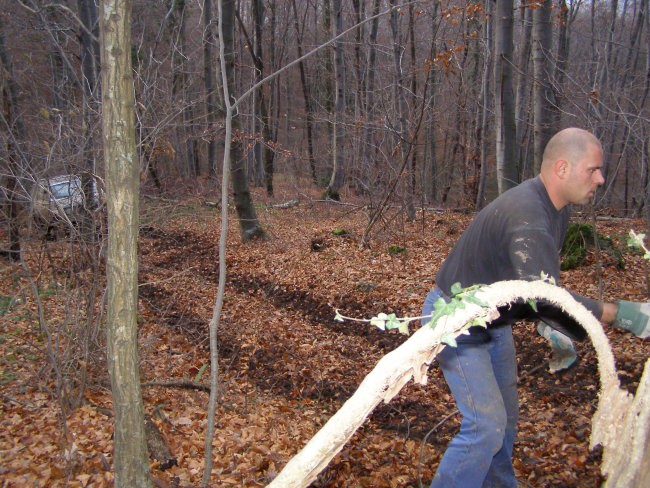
left=0, top=183, right=648, bottom=487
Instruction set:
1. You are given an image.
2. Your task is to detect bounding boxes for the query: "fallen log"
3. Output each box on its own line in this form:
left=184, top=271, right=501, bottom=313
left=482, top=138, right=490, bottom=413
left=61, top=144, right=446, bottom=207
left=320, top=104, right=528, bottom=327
left=266, top=279, right=649, bottom=488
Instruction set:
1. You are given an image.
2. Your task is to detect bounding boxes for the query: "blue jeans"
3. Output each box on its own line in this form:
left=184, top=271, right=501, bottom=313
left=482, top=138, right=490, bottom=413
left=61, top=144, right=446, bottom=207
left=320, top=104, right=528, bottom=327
left=423, top=289, right=519, bottom=488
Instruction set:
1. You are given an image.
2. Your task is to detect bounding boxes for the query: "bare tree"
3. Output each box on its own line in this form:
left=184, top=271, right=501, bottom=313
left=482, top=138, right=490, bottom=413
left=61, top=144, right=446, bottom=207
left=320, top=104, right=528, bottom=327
left=325, top=0, right=346, bottom=200
left=0, top=16, right=25, bottom=262
left=168, top=0, right=199, bottom=176
left=251, top=0, right=275, bottom=196
left=476, top=0, right=494, bottom=209
left=387, top=0, right=416, bottom=219
left=222, top=0, right=264, bottom=240
left=99, top=0, right=151, bottom=485
left=515, top=0, right=533, bottom=180
left=494, top=0, right=518, bottom=193
left=533, top=0, right=555, bottom=168
left=290, top=0, right=317, bottom=184
left=203, top=0, right=220, bottom=177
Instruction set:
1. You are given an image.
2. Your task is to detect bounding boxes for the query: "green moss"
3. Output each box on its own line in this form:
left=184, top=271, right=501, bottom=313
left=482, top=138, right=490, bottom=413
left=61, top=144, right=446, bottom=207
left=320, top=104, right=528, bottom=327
left=387, top=245, right=406, bottom=256
left=561, top=223, right=624, bottom=270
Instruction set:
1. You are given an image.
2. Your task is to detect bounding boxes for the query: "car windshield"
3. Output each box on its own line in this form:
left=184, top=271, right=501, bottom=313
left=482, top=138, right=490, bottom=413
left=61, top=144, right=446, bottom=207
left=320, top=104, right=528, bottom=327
left=50, top=181, right=80, bottom=199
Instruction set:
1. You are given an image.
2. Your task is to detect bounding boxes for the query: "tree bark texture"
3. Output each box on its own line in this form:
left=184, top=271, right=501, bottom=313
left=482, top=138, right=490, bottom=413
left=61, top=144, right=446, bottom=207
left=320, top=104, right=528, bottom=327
left=476, top=0, right=493, bottom=210
left=515, top=2, right=533, bottom=180
left=290, top=0, right=317, bottom=184
left=326, top=0, right=346, bottom=200
left=494, top=0, right=518, bottom=193
left=222, top=0, right=264, bottom=241
left=267, top=280, right=650, bottom=488
left=99, top=1, right=151, bottom=486
left=533, top=0, right=556, bottom=170
left=203, top=0, right=219, bottom=177
left=0, top=16, right=24, bottom=262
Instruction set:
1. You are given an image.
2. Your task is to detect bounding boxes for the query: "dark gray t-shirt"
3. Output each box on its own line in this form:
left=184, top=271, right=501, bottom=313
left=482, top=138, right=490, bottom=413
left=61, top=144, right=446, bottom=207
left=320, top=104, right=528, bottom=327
left=436, top=176, right=602, bottom=324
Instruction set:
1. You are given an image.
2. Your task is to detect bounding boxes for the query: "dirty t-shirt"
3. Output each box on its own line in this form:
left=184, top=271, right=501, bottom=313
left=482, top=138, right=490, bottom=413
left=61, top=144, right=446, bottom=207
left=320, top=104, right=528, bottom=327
left=435, top=176, right=602, bottom=341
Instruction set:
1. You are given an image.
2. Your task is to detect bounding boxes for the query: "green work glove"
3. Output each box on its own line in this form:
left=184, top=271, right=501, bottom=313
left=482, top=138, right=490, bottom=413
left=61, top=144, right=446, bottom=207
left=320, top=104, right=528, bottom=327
left=537, top=322, right=577, bottom=373
left=613, top=301, right=650, bottom=338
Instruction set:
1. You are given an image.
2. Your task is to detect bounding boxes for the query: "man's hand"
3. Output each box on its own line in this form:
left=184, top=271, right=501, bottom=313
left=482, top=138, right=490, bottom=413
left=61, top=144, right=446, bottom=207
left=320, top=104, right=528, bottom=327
left=614, top=301, right=650, bottom=338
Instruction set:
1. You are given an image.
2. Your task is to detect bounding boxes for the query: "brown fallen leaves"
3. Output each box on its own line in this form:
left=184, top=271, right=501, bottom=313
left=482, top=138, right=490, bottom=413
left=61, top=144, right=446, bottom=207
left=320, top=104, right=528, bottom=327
left=1, top=182, right=648, bottom=487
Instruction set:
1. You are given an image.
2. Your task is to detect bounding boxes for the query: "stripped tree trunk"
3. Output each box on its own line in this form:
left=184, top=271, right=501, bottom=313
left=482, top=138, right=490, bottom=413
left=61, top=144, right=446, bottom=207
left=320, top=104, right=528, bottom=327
left=266, top=280, right=650, bottom=488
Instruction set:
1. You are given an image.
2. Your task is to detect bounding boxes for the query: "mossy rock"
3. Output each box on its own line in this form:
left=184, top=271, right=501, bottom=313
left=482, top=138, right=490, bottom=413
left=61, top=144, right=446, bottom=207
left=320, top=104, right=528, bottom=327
left=561, top=223, right=624, bottom=270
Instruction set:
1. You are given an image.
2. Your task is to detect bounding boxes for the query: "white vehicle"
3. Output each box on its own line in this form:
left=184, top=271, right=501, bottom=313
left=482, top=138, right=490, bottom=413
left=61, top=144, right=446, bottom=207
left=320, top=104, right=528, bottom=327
left=30, top=175, right=101, bottom=236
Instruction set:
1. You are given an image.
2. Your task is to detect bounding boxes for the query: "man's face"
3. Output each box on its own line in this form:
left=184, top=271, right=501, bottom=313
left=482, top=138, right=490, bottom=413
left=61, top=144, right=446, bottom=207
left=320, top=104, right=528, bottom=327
left=566, top=144, right=605, bottom=205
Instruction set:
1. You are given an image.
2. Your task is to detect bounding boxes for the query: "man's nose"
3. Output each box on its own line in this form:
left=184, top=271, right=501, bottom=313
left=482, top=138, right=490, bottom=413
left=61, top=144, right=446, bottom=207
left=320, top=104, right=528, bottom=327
left=595, top=170, right=605, bottom=185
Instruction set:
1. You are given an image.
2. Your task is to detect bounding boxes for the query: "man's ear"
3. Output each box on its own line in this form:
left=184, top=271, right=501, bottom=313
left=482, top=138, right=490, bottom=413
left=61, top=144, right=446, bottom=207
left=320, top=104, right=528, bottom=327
left=555, top=159, right=569, bottom=178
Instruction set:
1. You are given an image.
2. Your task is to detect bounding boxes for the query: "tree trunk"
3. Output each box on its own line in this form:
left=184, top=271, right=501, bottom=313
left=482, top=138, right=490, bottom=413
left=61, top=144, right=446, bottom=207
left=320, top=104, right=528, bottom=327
left=222, top=0, right=265, bottom=240
left=554, top=0, right=570, bottom=123
left=408, top=5, right=418, bottom=218
left=533, top=0, right=555, bottom=170
left=170, top=0, right=198, bottom=176
left=325, top=0, right=346, bottom=200
left=251, top=0, right=275, bottom=196
left=515, top=1, right=533, bottom=180
left=425, top=2, right=440, bottom=204
left=290, top=0, right=317, bottom=184
left=388, top=0, right=415, bottom=219
left=494, top=0, right=518, bottom=193
left=99, top=1, right=151, bottom=487
left=361, top=0, right=382, bottom=194
left=0, top=16, right=24, bottom=262
left=203, top=0, right=220, bottom=178
left=77, top=0, right=101, bottom=240
left=476, top=0, right=493, bottom=210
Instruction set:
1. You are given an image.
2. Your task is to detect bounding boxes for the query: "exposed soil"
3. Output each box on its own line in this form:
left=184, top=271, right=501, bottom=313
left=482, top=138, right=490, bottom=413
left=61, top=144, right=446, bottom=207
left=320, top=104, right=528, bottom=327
left=1, top=183, right=648, bottom=487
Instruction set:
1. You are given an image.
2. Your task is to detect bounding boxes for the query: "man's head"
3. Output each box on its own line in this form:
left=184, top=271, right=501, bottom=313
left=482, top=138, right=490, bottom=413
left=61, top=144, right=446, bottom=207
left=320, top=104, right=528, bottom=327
left=539, top=127, right=605, bottom=209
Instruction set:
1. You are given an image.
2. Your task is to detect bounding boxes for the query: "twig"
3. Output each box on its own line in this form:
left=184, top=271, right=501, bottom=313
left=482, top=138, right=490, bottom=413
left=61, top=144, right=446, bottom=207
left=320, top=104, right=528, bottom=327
left=1, top=393, right=37, bottom=410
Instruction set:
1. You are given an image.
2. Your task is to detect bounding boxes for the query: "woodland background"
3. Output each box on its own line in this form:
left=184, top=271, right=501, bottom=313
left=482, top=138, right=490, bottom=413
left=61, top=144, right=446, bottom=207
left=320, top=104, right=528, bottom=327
left=1, top=0, right=650, bottom=487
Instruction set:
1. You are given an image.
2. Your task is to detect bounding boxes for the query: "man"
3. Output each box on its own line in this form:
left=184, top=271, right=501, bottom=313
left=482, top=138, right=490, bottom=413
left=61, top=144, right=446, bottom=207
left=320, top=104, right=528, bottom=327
left=422, top=127, right=649, bottom=488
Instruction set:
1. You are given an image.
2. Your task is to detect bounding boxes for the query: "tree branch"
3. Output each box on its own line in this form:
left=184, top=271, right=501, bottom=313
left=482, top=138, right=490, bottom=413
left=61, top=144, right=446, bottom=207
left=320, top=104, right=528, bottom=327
left=266, top=280, right=648, bottom=488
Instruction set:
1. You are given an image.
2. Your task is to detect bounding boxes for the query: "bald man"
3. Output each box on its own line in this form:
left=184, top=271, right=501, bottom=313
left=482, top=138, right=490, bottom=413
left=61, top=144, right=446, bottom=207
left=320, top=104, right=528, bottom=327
left=422, top=128, right=648, bottom=488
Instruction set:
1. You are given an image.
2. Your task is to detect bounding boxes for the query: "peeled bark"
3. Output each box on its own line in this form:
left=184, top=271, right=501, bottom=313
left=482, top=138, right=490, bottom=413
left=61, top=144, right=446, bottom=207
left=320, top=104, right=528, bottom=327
left=267, top=280, right=650, bottom=488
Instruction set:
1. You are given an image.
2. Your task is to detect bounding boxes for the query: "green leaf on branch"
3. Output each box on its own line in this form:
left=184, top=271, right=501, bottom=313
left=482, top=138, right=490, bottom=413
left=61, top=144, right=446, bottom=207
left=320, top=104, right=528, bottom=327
left=464, top=294, right=489, bottom=307
left=384, top=314, right=401, bottom=330
left=470, top=316, right=489, bottom=328
left=450, top=282, right=463, bottom=296
left=628, top=230, right=650, bottom=260
left=397, top=321, right=410, bottom=335
left=370, top=313, right=389, bottom=330
left=440, top=333, right=458, bottom=347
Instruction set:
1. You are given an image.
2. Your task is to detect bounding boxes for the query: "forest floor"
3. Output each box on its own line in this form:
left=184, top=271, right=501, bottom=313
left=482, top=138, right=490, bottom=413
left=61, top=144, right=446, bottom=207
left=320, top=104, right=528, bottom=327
left=1, top=179, right=649, bottom=487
